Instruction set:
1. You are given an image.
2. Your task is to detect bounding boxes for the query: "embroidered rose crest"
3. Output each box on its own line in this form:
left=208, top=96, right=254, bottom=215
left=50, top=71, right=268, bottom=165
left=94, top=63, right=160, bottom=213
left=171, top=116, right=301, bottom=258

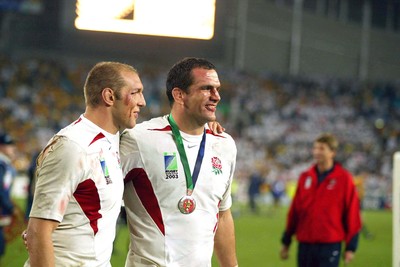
left=211, top=157, right=222, bottom=175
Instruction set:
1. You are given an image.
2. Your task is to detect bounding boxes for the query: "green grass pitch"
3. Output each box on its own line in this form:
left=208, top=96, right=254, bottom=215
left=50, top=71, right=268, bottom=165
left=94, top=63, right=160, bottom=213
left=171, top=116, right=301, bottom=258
left=2, top=202, right=391, bottom=267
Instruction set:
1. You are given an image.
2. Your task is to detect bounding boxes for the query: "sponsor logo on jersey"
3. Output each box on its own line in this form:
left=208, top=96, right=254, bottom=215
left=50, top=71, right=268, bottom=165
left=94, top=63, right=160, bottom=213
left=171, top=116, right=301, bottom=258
left=164, top=152, right=178, bottom=179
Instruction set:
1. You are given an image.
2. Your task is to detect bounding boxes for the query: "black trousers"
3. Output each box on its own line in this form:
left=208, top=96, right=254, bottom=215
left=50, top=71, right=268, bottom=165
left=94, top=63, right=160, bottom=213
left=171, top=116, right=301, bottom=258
left=297, top=242, right=342, bottom=267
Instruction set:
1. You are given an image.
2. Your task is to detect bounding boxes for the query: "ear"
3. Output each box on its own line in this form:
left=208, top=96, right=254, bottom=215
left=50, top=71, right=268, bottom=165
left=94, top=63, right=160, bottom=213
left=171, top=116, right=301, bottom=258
left=102, top=88, right=114, bottom=106
left=171, top=87, right=184, bottom=104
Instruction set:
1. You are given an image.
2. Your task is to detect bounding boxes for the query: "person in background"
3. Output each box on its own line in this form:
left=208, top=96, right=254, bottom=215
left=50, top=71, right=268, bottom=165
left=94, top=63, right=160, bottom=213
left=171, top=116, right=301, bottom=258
left=24, top=61, right=146, bottom=267
left=25, top=151, right=39, bottom=221
left=280, top=133, right=362, bottom=267
left=0, top=133, right=17, bottom=262
left=247, top=170, right=264, bottom=214
left=120, top=57, right=238, bottom=267
left=270, top=178, right=285, bottom=209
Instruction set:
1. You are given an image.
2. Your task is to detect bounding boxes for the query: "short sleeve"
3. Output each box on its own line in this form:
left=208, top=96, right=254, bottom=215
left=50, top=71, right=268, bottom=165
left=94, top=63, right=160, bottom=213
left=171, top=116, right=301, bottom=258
left=29, top=136, right=88, bottom=222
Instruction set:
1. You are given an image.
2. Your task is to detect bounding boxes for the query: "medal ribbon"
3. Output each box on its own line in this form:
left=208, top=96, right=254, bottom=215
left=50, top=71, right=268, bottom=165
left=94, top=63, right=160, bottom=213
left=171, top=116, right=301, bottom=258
left=168, top=114, right=206, bottom=192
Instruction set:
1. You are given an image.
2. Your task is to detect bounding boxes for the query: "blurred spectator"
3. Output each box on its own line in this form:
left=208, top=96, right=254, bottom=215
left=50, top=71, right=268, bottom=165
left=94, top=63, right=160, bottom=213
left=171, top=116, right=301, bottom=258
left=25, top=151, right=39, bottom=220
left=270, top=178, right=286, bottom=209
left=248, top=164, right=266, bottom=214
left=0, top=133, right=17, bottom=260
left=0, top=54, right=397, bottom=211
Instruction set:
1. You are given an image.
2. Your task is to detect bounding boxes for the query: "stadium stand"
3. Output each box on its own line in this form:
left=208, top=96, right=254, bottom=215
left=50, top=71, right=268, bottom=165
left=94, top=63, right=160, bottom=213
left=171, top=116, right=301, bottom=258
left=0, top=54, right=397, bottom=210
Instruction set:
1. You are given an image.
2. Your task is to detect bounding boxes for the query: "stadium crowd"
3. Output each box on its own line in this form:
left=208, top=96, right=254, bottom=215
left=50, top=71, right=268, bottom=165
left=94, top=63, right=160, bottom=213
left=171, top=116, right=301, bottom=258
left=0, top=54, right=398, bottom=209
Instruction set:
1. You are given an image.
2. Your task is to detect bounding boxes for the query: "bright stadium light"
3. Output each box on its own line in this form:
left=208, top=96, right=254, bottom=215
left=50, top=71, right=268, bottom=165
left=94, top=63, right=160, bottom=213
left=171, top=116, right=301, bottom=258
left=75, top=0, right=216, bottom=40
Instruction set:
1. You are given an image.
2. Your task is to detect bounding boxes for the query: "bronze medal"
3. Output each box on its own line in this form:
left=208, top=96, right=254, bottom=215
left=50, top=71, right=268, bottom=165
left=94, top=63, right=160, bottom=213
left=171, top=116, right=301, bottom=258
left=178, top=195, right=196, bottom=214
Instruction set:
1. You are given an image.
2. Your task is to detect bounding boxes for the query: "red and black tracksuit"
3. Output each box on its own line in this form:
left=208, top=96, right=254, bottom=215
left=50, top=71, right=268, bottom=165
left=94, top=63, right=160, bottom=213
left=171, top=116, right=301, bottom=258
left=282, top=162, right=362, bottom=267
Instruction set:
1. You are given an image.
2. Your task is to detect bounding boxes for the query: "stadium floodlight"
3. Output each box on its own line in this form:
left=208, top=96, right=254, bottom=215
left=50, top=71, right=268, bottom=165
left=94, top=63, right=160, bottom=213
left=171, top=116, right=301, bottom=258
left=75, top=0, right=216, bottom=40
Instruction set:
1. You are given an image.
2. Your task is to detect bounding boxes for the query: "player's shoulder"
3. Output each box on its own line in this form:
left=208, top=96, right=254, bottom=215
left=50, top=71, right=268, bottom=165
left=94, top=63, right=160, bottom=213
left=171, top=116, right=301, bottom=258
left=39, top=135, right=86, bottom=168
left=207, top=129, right=236, bottom=146
left=57, top=127, right=88, bottom=147
left=50, top=135, right=84, bottom=154
left=120, top=116, right=168, bottom=152
left=221, top=131, right=235, bottom=143
left=207, top=130, right=237, bottom=160
left=120, top=127, right=138, bottom=155
left=129, top=115, right=169, bottom=136
left=57, top=117, right=111, bottom=150
left=136, top=115, right=168, bottom=130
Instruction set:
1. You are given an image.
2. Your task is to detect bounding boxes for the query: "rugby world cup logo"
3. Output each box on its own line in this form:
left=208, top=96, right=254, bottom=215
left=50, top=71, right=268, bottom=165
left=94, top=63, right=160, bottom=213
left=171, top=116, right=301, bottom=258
left=164, top=152, right=178, bottom=179
left=100, top=156, right=112, bottom=185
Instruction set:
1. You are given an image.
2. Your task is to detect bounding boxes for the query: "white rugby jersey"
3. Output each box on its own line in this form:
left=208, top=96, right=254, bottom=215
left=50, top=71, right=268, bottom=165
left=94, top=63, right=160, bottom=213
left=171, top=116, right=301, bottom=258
left=25, top=115, right=123, bottom=267
left=120, top=115, right=237, bottom=267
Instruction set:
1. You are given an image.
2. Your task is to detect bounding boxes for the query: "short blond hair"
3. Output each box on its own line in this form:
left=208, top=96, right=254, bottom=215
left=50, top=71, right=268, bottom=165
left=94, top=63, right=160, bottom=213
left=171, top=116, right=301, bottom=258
left=84, top=62, right=138, bottom=107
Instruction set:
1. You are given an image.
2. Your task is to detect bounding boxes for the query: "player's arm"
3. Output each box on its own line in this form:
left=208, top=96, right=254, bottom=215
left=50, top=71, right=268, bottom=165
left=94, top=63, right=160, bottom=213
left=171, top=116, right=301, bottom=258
left=25, top=217, right=59, bottom=267
left=25, top=137, right=82, bottom=266
left=214, top=209, right=238, bottom=267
